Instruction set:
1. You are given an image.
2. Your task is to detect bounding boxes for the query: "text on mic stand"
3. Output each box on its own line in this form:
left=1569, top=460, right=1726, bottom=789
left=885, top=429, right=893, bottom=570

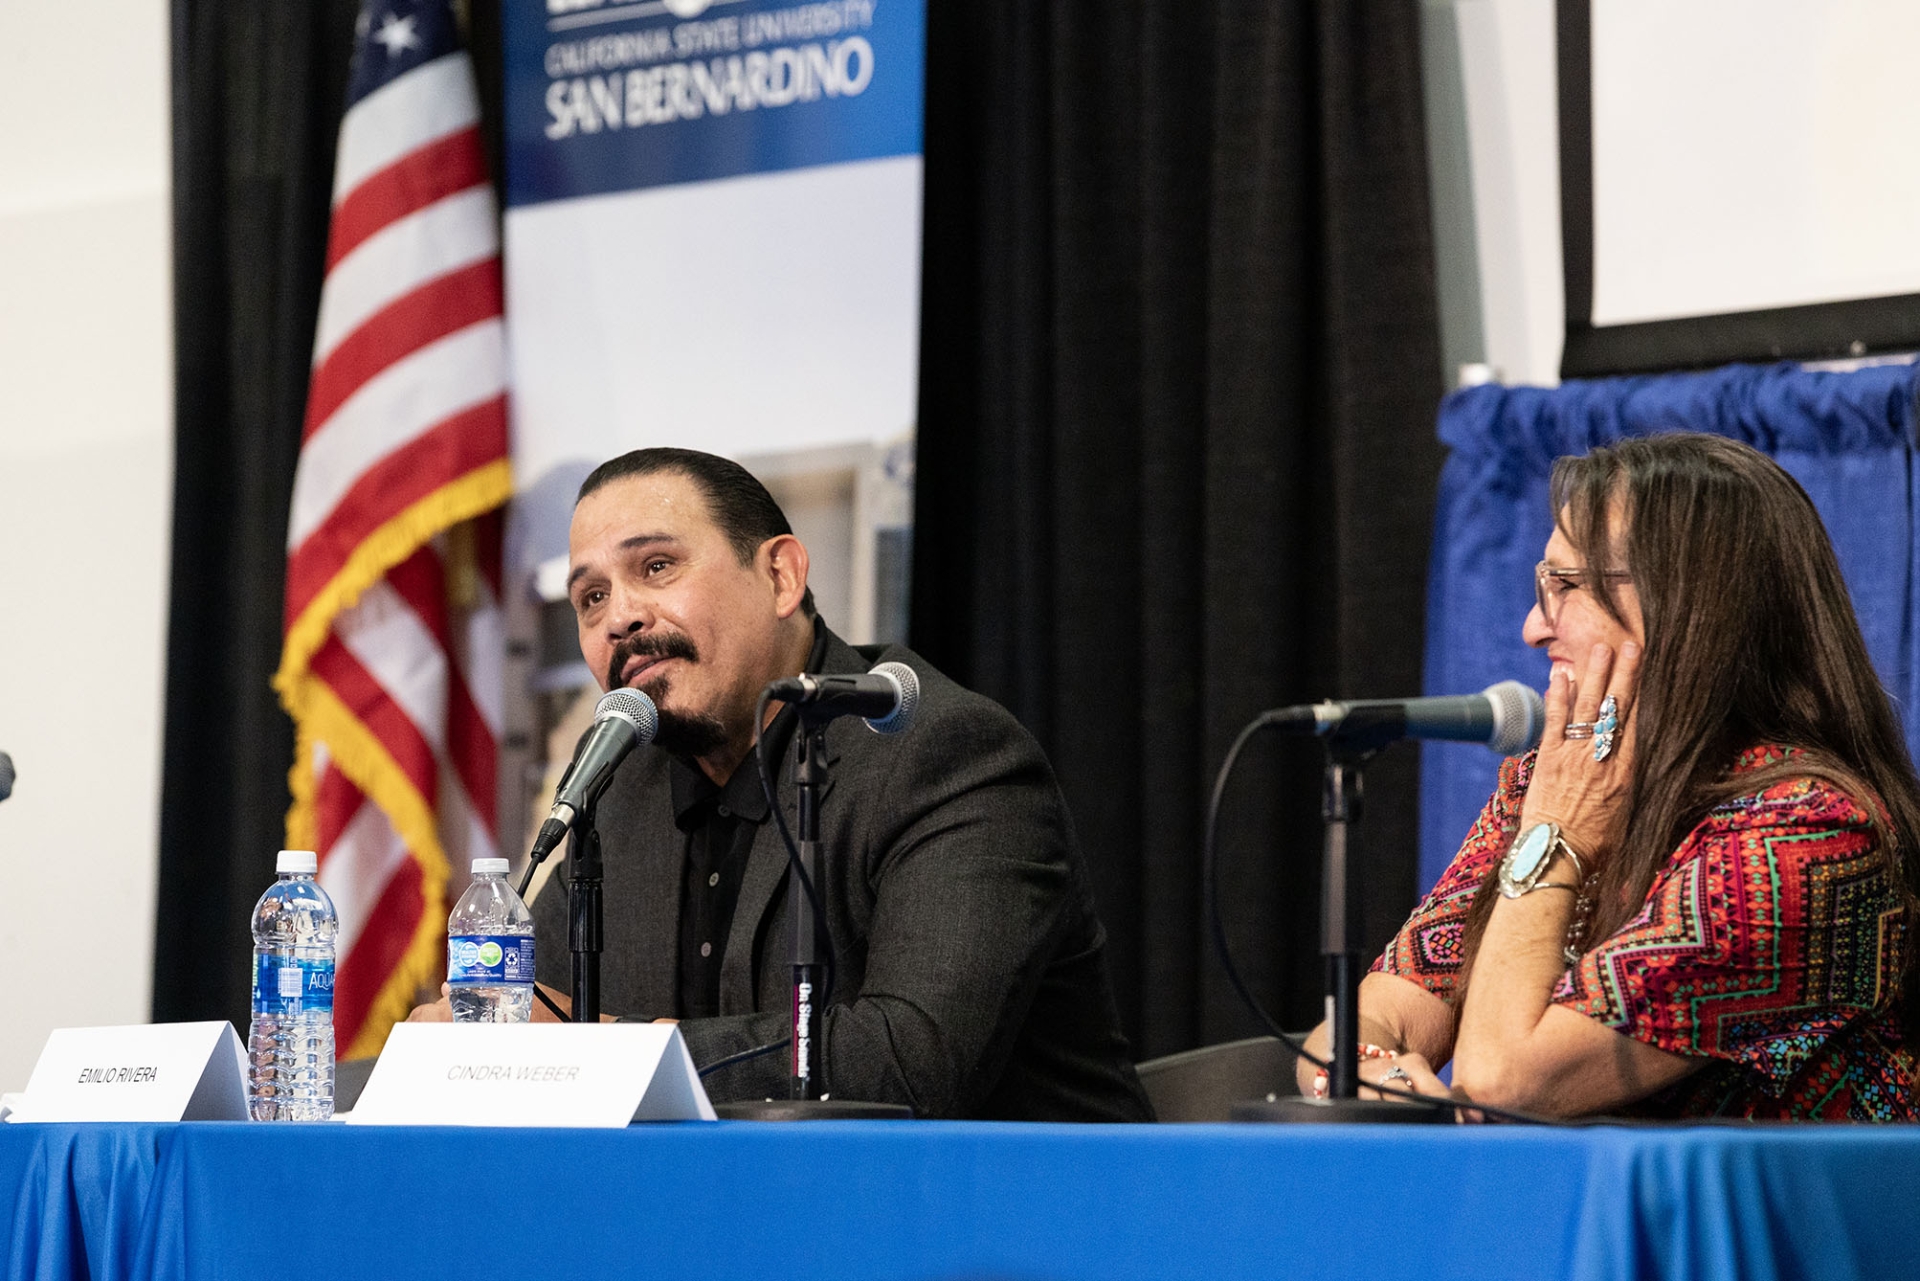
left=719, top=662, right=919, bottom=1121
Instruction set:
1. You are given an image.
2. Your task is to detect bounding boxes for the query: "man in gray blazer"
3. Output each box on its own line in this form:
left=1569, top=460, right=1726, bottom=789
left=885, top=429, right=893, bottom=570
left=418, top=447, right=1149, bottom=1121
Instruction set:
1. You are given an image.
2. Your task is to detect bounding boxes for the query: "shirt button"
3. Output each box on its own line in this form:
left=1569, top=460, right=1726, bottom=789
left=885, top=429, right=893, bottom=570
left=708, top=872, right=720, bottom=887
left=700, top=942, right=713, bottom=958
left=717, top=804, right=732, bottom=818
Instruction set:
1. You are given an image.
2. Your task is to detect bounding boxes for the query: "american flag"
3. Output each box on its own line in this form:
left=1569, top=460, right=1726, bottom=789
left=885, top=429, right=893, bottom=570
left=275, top=0, right=512, bottom=1058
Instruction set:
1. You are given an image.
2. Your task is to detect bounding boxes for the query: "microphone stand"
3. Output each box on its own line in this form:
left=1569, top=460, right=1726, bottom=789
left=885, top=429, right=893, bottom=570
left=789, top=719, right=829, bottom=1100
left=715, top=713, right=911, bottom=1120
left=1234, top=708, right=1448, bottom=1124
left=567, top=813, right=605, bottom=1023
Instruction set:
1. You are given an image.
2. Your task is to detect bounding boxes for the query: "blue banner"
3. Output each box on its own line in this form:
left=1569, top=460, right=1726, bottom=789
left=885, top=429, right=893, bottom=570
left=504, top=0, right=925, bottom=206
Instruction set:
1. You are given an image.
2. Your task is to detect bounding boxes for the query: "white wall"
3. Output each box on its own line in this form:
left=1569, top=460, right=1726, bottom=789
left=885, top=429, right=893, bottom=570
left=1452, top=0, right=1562, bottom=387
left=0, top=2, right=172, bottom=1092
left=1424, top=0, right=1564, bottom=388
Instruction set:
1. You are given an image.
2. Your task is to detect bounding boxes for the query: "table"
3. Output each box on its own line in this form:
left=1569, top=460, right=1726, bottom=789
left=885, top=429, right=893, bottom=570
left=5, top=1120, right=1919, bottom=1280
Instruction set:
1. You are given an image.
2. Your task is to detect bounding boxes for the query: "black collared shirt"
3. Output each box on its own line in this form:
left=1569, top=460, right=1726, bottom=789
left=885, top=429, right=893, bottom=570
left=667, top=620, right=829, bottom=1019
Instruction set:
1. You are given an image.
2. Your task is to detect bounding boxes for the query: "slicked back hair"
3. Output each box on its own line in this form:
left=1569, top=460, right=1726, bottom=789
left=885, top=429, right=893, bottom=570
left=577, top=447, right=817, bottom=617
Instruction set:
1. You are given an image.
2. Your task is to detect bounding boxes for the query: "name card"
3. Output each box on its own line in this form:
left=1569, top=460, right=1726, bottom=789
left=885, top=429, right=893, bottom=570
left=12, top=1022, right=248, bottom=1122
left=347, top=1023, right=716, bottom=1126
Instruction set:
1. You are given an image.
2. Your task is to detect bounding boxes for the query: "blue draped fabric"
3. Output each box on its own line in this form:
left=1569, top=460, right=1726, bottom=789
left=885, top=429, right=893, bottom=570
left=1421, top=360, right=1920, bottom=889
left=8, top=1121, right=1920, bottom=1280
left=1, top=1125, right=165, bottom=1281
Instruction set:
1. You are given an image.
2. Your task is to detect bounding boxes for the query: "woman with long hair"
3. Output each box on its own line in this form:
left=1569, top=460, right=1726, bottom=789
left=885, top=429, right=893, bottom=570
left=1299, top=432, right=1920, bottom=1118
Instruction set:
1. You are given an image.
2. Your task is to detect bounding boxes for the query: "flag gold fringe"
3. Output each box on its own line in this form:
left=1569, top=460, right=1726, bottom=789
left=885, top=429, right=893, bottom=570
left=287, top=683, right=451, bottom=1060
left=275, top=459, right=513, bottom=1059
left=274, top=459, right=513, bottom=704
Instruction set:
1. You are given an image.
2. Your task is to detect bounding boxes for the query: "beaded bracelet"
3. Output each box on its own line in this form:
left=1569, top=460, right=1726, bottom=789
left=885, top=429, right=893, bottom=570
left=1310, top=1042, right=1395, bottom=1100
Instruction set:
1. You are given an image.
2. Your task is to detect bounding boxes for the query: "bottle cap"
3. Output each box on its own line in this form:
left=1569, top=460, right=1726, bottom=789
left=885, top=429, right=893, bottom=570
left=276, top=850, right=318, bottom=875
left=472, top=857, right=510, bottom=876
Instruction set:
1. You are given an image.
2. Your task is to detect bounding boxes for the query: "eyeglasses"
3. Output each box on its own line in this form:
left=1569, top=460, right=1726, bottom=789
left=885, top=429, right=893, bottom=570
left=1535, top=561, right=1630, bottom=626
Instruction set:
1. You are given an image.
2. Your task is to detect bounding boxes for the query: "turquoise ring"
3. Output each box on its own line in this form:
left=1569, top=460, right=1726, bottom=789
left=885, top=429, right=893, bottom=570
left=1592, top=695, right=1619, bottom=762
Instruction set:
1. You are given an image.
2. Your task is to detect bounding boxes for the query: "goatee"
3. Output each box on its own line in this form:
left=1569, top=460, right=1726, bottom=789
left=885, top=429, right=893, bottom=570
left=606, top=629, right=727, bottom=757
left=651, top=704, right=729, bottom=758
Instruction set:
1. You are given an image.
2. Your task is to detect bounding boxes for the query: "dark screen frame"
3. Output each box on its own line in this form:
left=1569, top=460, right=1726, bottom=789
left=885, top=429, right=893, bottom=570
left=1557, top=0, right=1920, bottom=378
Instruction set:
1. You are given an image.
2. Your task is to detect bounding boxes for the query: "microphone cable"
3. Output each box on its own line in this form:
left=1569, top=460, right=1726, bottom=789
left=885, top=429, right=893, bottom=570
left=754, top=688, right=838, bottom=1013
left=631, top=688, right=871, bottom=1085
left=697, top=1036, right=792, bottom=1081
left=1205, top=711, right=1550, bottom=1125
left=532, top=985, right=571, bottom=1022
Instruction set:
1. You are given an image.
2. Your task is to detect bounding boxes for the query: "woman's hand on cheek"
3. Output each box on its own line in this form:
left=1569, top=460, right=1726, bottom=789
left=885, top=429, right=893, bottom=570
left=1519, top=639, right=1640, bottom=863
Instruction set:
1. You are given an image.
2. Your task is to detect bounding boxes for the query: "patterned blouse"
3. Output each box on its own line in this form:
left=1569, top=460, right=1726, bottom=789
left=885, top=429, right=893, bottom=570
left=1376, top=746, right=1917, bottom=1120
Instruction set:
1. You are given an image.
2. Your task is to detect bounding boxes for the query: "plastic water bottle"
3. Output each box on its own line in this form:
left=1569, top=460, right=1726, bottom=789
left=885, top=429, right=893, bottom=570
left=248, top=849, right=337, bottom=1120
left=448, top=857, right=535, bottom=1022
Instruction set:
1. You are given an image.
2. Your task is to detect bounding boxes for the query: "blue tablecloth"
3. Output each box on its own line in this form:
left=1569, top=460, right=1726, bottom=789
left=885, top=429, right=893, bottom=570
left=5, top=1120, right=1919, bottom=1280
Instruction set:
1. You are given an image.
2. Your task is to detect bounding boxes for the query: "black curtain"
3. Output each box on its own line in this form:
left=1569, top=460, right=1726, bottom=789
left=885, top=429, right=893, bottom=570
left=911, top=0, right=1446, bottom=1057
left=154, top=1, right=360, bottom=1026
left=154, top=0, right=504, bottom=1026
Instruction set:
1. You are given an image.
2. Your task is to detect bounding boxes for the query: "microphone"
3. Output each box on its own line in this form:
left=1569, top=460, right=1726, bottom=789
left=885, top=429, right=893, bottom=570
left=1265, top=680, right=1544, bottom=755
left=527, top=688, right=659, bottom=866
left=0, top=752, right=12, bottom=802
left=766, top=661, right=921, bottom=734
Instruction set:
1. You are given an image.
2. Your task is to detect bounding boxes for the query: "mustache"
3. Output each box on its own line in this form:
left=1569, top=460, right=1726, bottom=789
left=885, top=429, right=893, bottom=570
left=606, top=630, right=699, bottom=690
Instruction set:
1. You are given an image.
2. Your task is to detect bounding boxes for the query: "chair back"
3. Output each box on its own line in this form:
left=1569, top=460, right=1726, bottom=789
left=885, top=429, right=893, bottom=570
left=1135, top=1036, right=1300, bottom=1122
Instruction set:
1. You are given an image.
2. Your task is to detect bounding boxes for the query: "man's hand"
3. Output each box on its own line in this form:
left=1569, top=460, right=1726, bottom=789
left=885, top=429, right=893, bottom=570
left=406, top=984, right=453, bottom=1022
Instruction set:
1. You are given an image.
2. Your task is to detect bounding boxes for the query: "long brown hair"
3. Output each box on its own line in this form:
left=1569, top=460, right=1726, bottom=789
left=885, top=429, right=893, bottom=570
left=1456, top=433, right=1920, bottom=1023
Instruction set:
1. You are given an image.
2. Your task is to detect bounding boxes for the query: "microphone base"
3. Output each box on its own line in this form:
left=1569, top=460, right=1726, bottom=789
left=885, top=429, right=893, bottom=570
left=714, top=1098, right=914, bottom=1121
left=1230, top=1096, right=1451, bottom=1124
